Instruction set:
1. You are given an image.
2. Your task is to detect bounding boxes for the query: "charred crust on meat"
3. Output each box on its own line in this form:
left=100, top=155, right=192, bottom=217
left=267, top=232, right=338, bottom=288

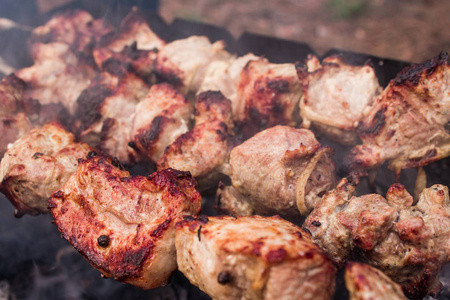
left=393, top=51, right=448, bottom=87
left=52, top=190, right=64, bottom=199
left=75, top=85, right=113, bottom=132
left=217, top=271, right=232, bottom=285
left=197, top=225, right=202, bottom=241
left=151, top=219, right=171, bottom=237
left=137, top=116, right=167, bottom=151
left=87, top=151, right=98, bottom=159
left=302, top=227, right=312, bottom=236
left=110, top=156, right=125, bottom=170
left=97, top=235, right=110, bottom=247
left=196, top=90, right=228, bottom=109
left=266, top=77, right=290, bottom=93
left=102, top=58, right=133, bottom=78
left=359, top=105, right=387, bottom=137
left=32, top=152, right=44, bottom=159
left=311, top=220, right=321, bottom=227
left=128, top=141, right=138, bottom=150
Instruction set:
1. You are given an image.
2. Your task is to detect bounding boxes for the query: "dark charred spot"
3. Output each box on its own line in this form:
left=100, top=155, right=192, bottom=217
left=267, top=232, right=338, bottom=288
left=197, top=215, right=209, bottom=224
left=393, top=51, right=448, bottom=87
left=97, top=235, right=110, bottom=248
left=48, top=202, right=57, bottom=209
left=302, top=227, right=312, bottom=236
left=424, top=149, right=437, bottom=160
left=128, top=141, right=138, bottom=150
left=152, top=219, right=171, bottom=238
left=304, top=252, right=314, bottom=259
left=360, top=105, right=387, bottom=136
left=197, top=225, right=202, bottom=241
left=75, top=85, right=113, bottom=132
left=217, top=271, right=232, bottom=285
left=110, top=157, right=124, bottom=170
left=52, top=190, right=64, bottom=199
left=266, top=77, right=290, bottom=93
left=267, top=248, right=287, bottom=263
left=183, top=215, right=196, bottom=221
left=295, top=231, right=303, bottom=239
left=196, top=91, right=228, bottom=111
left=311, top=220, right=321, bottom=227
left=102, top=58, right=132, bottom=77
left=123, top=42, right=142, bottom=60
left=32, top=152, right=44, bottom=159
left=87, top=151, right=98, bottom=159
left=138, top=116, right=166, bottom=150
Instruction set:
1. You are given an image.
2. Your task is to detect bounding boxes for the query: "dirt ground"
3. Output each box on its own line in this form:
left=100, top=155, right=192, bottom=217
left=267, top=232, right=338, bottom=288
left=159, top=0, right=450, bottom=63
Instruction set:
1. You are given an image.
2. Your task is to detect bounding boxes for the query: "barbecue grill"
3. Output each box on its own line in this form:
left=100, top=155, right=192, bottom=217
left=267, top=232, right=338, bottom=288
left=0, top=1, right=449, bottom=299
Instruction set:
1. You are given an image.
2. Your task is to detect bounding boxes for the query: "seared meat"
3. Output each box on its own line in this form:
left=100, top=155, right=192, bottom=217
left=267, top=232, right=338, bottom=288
left=175, top=215, right=336, bottom=300
left=217, top=125, right=336, bottom=219
left=345, top=262, right=407, bottom=300
left=0, top=123, right=93, bottom=217
left=74, top=61, right=149, bottom=165
left=131, top=83, right=193, bottom=163
left=197, top=53, right=262, bottom=110
left=235, top=60, right=303, bottom=138
left=15, top=42, right=96, bottom=115
left=296, top=55, right=381, bottom=145
left=98, top=7, right=165, bottom=52
left=154, top=36, right=231, bottom=94
left=304, top=175, right=450, bottom=299
left=157, top=91, right=233, bottom=191
left=49, top=153, right=201, bottom=289
left=343, top=51, right=450, bottom=174
left=30, top=9, right=114, bottom=62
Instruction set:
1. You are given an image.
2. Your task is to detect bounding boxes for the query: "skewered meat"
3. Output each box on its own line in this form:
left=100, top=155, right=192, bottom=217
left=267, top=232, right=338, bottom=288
left=175, top=215, right=336, bottom=300
left=235, top=60, right=303, bottom=138
left=197, top=53, right=262, bottom=112
left=130, top=83, right=193, bottom=163
left=217, top=125, right=336, bottom=219
left=296, top=55, right=381, bottom=145
left=157, top=91, right=233, bottom=191
left=304, top=174, right=450, bottom=299
left=97, top=6, right=165, bottom=52
left=343, top=51, right=450, bottom=175
left=74, top=60, right=149, bottom=165
left=0, top=123, right=93, bottom=217
left=345, top=262, right=407, bottom=300
left=49, top=152, right=201, bottom=289
left=154, top=36, right=231, bottom=94
left=30, top=9, right=114, bottom=63
left=15, top=42, right=97, bottom=115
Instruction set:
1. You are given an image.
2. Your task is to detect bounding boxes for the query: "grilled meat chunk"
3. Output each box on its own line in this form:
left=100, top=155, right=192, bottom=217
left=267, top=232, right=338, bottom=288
left=154, top=36, right=231, bottom=94
left=217, top=125, right=336, bottom=219
left=74, top=62, right=149, bottom=165
left=15, top=42, right=96, bottom=115
left=98, top=7, right=165, bottom=52
left=0, top=123, right=93, bottom=217
left=296, top=55, right=381, bottom=145
left=343, top=51, right=450, bottom=174
left=157, top=91, right=233, bottom=191
left=345, top=262, right=407, bottom=300
left=131, top=83, right=193, bottom=163
left=175, top=215, right=336, bottom=300
left=49, top=153, right=201, bottom=289
left=304, top=175, right=450, bottom=299
left=235, top=60, right=302, bottom=138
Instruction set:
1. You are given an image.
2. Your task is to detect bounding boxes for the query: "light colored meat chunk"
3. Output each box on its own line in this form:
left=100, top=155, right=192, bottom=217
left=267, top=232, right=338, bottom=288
left=296, top=55, right=381, bottom=145
left=235, top=60, right=302, bottom=138
left=157, top=91, right=233, bottom=191
left=0, top=123, right=93, bottom=217
left=154, top=36, right=231, bottom=94
left=304, top=175, right=450, bottom=299
left=345, top=262, right=407, bottom=300
left=217, top=125, right=336, bottom=219
left=49, top=153, right=201, bottom=289
left=343, top=51, right=450, bottom=174
left=175, top=215, right=336, bottom=300
left=130, top=83, right=193, bottom=163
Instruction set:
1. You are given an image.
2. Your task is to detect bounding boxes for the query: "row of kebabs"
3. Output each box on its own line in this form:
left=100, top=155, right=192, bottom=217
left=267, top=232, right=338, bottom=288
left=0, top=7, right=449, bottom=300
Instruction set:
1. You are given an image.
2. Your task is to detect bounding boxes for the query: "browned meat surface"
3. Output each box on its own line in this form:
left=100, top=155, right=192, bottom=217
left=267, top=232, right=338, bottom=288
left=157, top=91, right=233, bottom=191
left=30, top=9, right=114, bottom=62
left=304, top=175, right=450, bottom=299
left=130, top=83, right=192, bottom=163
left=15, top=42, right=97, bottom=115
left=0, top=123, right=93, bottom=217
left=97, top=7, right=165, bottom=52
left=235, top=60, right=302, bottom=138
left=217, top=125, right=336, bottom=219
left=49, top=153, right=201, bottom=289
left=154, top=36, right=231, bottom=94
left=296, top=55, right=381, bottom=145
left=74, top=62, right=149, bottom=165
left=345, top=262, right=407, bottom=300
left=343, top=51, right=450, bottom=174
left=175, top=215, right=336, bottom=300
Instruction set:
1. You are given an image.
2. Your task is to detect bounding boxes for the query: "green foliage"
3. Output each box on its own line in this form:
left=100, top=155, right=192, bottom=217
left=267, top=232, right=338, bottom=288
left=328, top=0, right=368, bottom=18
